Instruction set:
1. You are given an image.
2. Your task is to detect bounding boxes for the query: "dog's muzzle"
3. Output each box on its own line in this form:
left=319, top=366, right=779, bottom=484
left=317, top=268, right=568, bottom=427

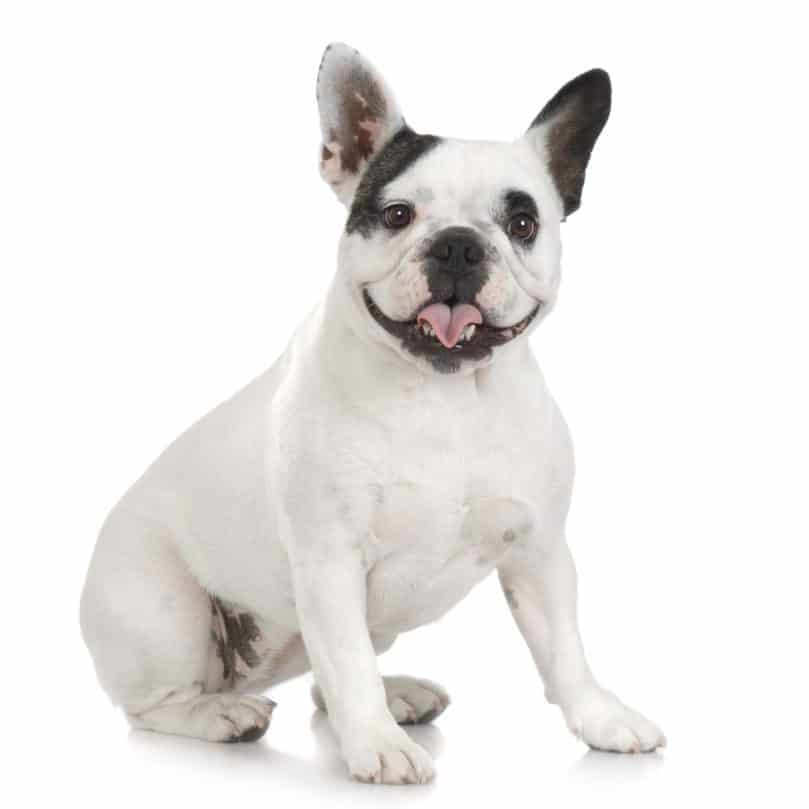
left=363, top=225, right=540, bottom=372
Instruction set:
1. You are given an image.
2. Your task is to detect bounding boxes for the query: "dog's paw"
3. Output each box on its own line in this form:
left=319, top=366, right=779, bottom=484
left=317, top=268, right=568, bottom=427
left=384, top=676, right=450, bottom=725
left=188, top=693, right=276, bottom=743
left=563, top=686, right=665, bottom=753
left=343, top=725, right=436, bottom=785
left=129, top=690, right=276, bottom=743
left=312, top=675, right=450, bottom=726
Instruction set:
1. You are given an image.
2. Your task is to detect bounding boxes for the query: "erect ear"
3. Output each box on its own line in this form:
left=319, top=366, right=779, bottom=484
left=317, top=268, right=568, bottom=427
left=524, top=69, right=611, bottom=218
left=316, top=43, right=405, bottom=205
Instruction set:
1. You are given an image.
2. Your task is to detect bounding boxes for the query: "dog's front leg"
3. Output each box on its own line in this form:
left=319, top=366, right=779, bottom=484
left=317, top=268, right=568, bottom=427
left=292, top=551, right=435, bottom=784
left=498, top=535, right=665, bottom=753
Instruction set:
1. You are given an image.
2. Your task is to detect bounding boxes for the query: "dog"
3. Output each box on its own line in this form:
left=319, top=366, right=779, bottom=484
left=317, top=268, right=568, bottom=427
left=80, top=42, right=664, bottom=784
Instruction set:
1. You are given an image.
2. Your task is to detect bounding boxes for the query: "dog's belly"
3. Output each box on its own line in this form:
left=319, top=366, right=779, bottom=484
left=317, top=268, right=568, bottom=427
left=364, top=482, right=536, bottom=633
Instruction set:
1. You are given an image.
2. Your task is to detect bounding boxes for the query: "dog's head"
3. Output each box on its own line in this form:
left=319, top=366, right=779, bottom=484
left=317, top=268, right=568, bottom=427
left=317, top=43, right=610, bottom=374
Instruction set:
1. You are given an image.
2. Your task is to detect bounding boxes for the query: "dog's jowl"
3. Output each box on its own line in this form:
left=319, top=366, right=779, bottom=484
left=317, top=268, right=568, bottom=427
left=80, top=43, right=664, bottom=784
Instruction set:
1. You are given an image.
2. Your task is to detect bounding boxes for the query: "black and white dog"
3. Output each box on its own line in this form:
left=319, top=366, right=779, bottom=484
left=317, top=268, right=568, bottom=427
left=81, top=43, right=664, bottom=784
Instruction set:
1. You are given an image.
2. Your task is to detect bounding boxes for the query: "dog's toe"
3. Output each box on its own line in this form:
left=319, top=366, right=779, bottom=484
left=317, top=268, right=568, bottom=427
left=384, top=676, right=450, bottom=725
left=197, top=694, right=276, bottom=743
left=564, top=686, right=664, bottom=753
left=345, top=725, right=435, bottom=785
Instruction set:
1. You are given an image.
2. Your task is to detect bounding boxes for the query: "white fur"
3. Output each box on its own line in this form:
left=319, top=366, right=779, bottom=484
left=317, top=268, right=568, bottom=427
left=80, top=43, right=663, bottom=785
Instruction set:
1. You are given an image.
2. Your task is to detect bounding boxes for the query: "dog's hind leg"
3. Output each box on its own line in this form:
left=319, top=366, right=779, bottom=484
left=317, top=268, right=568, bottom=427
left=80, top=510, right=275, bottom=742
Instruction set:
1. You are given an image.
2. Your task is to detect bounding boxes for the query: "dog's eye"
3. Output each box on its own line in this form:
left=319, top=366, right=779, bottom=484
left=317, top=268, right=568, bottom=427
left=508, top=213, right=538, bottom=241
left=382, top=203, right=414, bottom=230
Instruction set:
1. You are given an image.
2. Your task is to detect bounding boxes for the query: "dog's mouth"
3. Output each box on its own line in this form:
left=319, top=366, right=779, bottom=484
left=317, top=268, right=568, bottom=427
left=363, top=289, right=541, bottom=372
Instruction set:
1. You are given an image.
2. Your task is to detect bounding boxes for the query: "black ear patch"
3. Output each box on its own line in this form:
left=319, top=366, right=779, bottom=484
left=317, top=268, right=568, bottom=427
left=529, top=69, right=611, bottom=217
left=316, top=43, right=406, bottom=201
left=319, top=60, right=388, bottom=175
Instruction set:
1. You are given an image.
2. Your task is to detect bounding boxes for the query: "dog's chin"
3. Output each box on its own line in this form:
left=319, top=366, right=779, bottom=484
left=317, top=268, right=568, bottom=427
left=362, top=289, right=541, bottom=374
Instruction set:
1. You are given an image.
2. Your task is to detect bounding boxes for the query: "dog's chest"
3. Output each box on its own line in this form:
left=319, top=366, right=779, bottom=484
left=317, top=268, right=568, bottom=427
left=362, top=383, right=538, bottom=632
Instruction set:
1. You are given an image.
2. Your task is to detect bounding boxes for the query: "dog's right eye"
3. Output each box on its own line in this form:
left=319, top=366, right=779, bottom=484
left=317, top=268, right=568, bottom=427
left=382, top=203, right=414, bottom=230
left=508, top=213, right=538, bottom=242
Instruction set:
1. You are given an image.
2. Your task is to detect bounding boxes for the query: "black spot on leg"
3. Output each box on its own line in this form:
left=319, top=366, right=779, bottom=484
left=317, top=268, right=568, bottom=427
left=504, top=587, right=519, bottom=610
left=503, top=529, right=517, bottom=544
left=210, top=596, right=263, bottom=686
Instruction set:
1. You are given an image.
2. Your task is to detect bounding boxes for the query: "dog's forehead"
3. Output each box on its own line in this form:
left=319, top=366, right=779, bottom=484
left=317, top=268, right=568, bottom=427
left=381, top=138, right=541, bottom=210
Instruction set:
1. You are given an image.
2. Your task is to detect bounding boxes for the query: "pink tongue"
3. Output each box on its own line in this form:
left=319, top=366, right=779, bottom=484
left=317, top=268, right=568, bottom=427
left=417, top=302, right=483, bottom=348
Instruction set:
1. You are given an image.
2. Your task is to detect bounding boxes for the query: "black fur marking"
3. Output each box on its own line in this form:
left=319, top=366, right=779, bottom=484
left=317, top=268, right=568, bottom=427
left=346, top=126, right=442, bottom=236
left=317, top=44, right=404, bottom=187
left=503, top=189, right=539, bottom=221
left=328, top=68, right=388, bottom=175
left=500, top=189, right=540, bottom=247
left=210, top=596, right=262, bottom=685
left=529, top=69, right=611, bottom=217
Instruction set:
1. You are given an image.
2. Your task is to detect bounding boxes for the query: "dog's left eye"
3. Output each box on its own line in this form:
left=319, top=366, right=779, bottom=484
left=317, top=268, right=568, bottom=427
left=508, top=213, right=538, bottom=241
left=382, top=203, right=414, bottom=230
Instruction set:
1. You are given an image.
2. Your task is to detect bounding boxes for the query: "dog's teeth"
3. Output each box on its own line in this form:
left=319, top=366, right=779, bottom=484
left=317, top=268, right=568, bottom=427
left=463, top=324, right=476, bottom=341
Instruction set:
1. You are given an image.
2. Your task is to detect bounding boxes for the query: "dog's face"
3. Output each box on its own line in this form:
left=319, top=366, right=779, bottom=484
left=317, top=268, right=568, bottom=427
left=317, top=44, right=610, bottom=374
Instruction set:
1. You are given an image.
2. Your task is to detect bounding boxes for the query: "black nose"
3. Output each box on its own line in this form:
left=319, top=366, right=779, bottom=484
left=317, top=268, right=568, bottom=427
left=427, top=226, right=486, bottom=272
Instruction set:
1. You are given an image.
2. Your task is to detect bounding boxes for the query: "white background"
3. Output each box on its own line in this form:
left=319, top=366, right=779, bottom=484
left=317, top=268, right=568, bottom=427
left=2, top=1, right=807, bottom=806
